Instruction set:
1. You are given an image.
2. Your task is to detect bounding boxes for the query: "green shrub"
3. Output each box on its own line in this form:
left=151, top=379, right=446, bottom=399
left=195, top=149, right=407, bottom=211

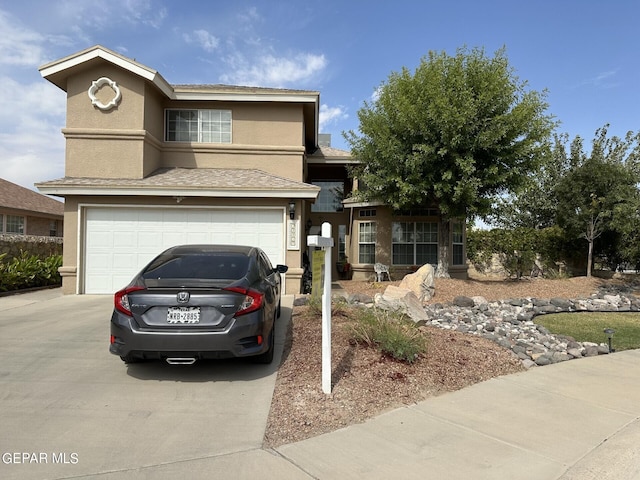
left=307, top=294, right=350, bottom=317
left=349, top=308, right=427, bottom=363
left=0, top=252, right=62, bottom=292
left=467, top=225, right=570, bottom=279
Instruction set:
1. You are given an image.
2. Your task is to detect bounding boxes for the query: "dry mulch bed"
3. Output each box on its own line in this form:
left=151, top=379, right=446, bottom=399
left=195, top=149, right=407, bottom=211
left=263, top=275, right=611, bottom=448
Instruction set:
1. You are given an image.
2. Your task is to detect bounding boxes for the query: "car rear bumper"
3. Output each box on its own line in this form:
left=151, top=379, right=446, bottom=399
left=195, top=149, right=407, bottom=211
left=109, top=311, right=271, bottom=360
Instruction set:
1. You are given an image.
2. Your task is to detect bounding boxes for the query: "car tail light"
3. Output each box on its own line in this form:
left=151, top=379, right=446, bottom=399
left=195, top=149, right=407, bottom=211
left=224, top=287, right=264, bottom=316
left=114, top=286, right=145, bottom=316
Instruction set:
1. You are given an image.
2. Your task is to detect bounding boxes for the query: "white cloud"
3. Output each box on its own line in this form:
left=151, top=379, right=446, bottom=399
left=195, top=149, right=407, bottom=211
left=319, top=104, right=348, bottom=132
left=0, top=76, right=66, bottom=189
left=575, top=69, right=620, bottom=89
left=0, top=10, right=46, bottom=67
left=371, top=86, right=382, bottom=102
left=220, top=52, right=327, bottom=87
left=123, top=0, right=167, bottom=28
left=237, top=6, right=261, bottom=25
left=184, top=29, right=220, bottom=52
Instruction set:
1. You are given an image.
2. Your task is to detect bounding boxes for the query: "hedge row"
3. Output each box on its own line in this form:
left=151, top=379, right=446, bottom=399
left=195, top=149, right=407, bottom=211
left=0, top=252, right=63, bottom=292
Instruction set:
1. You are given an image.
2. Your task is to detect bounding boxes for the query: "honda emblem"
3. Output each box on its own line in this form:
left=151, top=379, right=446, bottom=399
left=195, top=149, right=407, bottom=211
left=177, top=291, right=190, bottom=304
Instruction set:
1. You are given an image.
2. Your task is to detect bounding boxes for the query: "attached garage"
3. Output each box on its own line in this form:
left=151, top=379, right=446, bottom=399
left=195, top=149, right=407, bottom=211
left=83, top=206, right=285, bottom=294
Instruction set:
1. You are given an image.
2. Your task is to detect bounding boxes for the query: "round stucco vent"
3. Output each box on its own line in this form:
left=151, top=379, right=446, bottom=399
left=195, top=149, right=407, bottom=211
left=88, top=77, right=122, bottom=111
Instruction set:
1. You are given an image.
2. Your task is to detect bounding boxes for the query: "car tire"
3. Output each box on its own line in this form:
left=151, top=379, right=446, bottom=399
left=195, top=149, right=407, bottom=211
left=253, top=324, right=275, bottom=364
left=120, top=354, right=142, bottom=364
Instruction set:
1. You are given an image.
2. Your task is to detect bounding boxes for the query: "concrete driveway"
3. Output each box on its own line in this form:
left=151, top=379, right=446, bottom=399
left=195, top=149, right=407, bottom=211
left=0, top=289, right=300, bottom=480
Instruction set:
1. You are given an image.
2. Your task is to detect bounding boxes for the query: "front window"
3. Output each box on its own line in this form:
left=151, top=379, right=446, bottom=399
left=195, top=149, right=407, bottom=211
left=392, top=222, right=438, bottom=265
left=49, top=220, right=59, bottom=237
left=6, top=215, right=25, bottom=234
left=338, top=225, right=346, bottom=261
left=311, top=181, right=344, bottom=212
left=165, top=109, right=232, bottom=143
left=358, top=222, right=376, bottom=264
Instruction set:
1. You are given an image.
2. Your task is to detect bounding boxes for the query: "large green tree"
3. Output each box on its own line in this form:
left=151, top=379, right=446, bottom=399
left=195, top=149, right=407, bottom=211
left=554, top=126, right=640, bottom=276
left=491, top=133, right=570, bottom=229
left=345, top=47, right=556, bottom=277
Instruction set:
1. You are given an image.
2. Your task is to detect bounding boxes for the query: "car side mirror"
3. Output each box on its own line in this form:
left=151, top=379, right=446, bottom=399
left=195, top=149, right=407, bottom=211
left=275, top=265, right=288, bottom=274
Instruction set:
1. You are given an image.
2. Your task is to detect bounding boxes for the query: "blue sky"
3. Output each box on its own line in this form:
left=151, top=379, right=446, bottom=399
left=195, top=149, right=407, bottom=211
left=1, top=0, right=639, bottom=191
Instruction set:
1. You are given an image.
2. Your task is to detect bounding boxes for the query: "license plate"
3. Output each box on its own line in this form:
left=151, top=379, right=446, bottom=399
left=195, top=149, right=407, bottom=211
left=167, top=307, right=200, bottom=324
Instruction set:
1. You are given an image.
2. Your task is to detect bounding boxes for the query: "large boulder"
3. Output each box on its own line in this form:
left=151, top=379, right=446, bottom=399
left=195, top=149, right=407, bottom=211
left=374, top=285, right=428, bottom=324
left=398, top=264, right=436, bottom=304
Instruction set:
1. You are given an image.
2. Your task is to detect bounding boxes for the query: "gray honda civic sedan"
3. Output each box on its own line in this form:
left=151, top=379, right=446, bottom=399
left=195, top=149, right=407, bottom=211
left=109, top=244, right=288, bottom=365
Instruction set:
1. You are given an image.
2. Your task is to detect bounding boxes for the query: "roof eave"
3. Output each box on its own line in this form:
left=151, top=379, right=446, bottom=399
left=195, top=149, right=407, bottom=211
left=39, top=45, right=174, bottom=98
left=36, top=185, right=320, bottom=200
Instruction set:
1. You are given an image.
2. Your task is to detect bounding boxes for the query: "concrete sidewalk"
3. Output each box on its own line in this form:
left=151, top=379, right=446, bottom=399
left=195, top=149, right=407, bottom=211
left=273, top=349, right=640, bottom=479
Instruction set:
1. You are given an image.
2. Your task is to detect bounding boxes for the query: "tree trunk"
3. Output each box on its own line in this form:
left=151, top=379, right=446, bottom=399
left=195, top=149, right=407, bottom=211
left=586, top=239, right=593, bottom=278
left=436, top=217, right=450, bottom=278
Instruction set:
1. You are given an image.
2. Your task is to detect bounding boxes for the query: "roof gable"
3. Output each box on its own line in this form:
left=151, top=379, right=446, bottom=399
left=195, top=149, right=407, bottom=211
left=0, top=178, right=64, bottom=217
left=39, top=45, right=173, bottom=97
left=39, top=45, right=320, bottom=149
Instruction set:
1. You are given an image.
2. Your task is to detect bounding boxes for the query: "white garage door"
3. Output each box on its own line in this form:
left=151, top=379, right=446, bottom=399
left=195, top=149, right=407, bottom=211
left=84, top=207, right=284, bottom=294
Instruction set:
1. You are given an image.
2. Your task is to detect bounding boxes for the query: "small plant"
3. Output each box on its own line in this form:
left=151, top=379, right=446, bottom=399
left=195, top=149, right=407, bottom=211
left=336, top=255, right=351, bottom=273
left=349, top=308, right=427, bottom=363
left=307, top=294, right=350, bottom=317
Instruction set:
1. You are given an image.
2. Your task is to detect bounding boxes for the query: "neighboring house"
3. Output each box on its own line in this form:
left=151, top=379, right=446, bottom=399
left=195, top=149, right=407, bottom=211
left=0, top=177, right=63, bottom=237
left=37, top=45, right=467, bottom=295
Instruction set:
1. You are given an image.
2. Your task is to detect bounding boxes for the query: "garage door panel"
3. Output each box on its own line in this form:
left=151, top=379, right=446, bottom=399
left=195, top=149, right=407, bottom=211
left=161, top=231, right=186, bottom=246
left=137, top=231, right=162, bottom=247
left=112, top=253, right=136, bottom=269
left=84, top=207, right=284, bottom=294
left=186, top=232, right=210, bottom=244
left=113, top=232, right=136, bottom=247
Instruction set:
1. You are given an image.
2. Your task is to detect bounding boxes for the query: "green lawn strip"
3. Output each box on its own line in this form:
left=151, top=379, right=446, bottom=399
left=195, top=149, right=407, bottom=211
left=535, top=312, right=640, bottom=351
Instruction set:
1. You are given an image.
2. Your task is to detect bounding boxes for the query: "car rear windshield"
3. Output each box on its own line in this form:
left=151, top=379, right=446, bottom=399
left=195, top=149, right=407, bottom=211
left=142, top=253, right=250, bottom=282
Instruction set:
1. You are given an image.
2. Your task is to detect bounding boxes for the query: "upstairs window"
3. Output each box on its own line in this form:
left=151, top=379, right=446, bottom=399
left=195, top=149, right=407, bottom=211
left=311, top=181, right=344, bottom=212
left=165, top=109, right=232, bottom=143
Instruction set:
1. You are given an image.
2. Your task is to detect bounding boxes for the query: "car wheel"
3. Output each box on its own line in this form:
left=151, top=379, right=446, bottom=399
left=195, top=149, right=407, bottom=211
left=253, top=324, right=275, bottom=364
left=120, top=354, right=142, bottom=364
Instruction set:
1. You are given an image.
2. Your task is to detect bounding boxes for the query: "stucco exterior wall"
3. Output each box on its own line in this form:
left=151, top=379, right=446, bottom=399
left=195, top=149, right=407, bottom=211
left=62, top=66, right=308, bottom=182
left=65, top=63, right=145, bottom=131
left=64, top=62, right=147, bottom=179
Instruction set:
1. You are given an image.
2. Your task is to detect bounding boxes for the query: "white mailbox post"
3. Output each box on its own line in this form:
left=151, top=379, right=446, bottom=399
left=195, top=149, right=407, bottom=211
left=307, top=222, right=334, bottom=394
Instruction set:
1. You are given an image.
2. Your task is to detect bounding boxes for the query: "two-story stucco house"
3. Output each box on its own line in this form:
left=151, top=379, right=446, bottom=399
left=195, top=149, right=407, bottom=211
left=37, top=45, right=467, bottom=295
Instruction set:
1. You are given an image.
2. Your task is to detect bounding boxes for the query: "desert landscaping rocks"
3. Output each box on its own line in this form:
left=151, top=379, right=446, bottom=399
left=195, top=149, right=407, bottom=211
left=348, top=283, right=640, bottom=368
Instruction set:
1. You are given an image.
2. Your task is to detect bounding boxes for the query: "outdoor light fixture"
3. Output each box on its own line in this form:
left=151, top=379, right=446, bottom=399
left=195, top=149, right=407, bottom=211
left=604, top=328, right=616, bottom=353
left=288, top=200, right=296, bottom=220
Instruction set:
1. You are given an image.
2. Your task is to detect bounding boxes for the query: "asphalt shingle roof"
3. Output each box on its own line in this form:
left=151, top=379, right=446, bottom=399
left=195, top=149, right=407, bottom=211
left=0, top=177, right=64, bottom=216
left=36, top=168, right=320, bottom=194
